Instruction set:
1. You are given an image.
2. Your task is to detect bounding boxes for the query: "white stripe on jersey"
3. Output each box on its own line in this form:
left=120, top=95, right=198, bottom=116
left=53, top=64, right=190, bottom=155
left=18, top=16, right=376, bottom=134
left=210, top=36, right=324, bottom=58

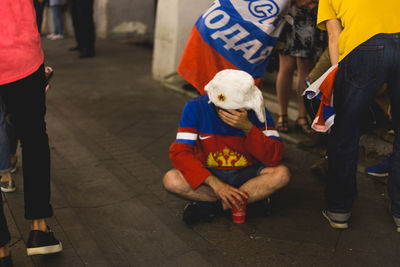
left=263, top=129, right=280, bottom=138
left=176, top=132, right=198, bottom=140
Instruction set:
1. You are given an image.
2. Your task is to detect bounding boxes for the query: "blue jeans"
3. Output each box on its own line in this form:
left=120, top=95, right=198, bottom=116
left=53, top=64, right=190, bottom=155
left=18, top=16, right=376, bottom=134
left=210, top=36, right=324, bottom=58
left=34, top=0, right=46, bottom=33
left=326, top=33, right=400, bottom=218
left=51, top=5, right=63, bottom=35
left=6, top=119, right=17, bottom=157
left=0, top=99, right=11, bottom=247
left=0, top=99, right=11, bottom=174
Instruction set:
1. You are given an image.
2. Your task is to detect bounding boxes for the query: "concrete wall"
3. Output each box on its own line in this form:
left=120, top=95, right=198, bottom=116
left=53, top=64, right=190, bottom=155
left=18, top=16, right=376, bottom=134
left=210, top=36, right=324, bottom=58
left=107, top=0, right=156, bottom=40
left=42, top=0, right=156, bottom=41
left=152, top=0, right=213, bottom=81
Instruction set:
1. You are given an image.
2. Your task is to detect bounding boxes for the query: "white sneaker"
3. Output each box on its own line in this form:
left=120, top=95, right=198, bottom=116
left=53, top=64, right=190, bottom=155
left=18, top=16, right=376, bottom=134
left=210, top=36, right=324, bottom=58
left=50, top=34, right=64, bottom=40
left=393, top=216, right=400, bottom=233
left=322, top=209, right=349, bottom=229
left=0, top=179, right=16, bottom=193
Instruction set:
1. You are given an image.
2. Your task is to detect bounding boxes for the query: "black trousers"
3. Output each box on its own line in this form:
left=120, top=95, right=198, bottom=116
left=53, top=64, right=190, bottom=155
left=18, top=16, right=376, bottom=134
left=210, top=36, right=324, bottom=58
left=0, top=65, right=53, bottom=224
left=0, top=195, right=10, bottom=247
left=69, top=0, right=95, bottom=53
left=33, top=0, right=46, bottom=33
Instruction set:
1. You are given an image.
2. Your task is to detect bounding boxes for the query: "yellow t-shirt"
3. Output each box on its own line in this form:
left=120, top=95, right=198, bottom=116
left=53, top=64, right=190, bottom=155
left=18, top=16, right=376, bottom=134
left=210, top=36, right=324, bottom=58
left=317, top=0, right=400, bottom=62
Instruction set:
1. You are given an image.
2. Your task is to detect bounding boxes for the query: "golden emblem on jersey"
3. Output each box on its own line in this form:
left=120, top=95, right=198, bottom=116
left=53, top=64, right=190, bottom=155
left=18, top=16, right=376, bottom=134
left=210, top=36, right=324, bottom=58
left=207, top=147, right=248, bottom=167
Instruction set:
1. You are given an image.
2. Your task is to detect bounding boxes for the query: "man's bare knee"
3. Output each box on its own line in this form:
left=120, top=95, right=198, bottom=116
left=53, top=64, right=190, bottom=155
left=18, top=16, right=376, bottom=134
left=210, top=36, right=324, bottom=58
left=163, top=169, right=193, bottom=195
left=275, top=165, right=291, bottom=187
left=260, top=165, right=291, bottom=188
left=163, top=170, right=182, bottom=193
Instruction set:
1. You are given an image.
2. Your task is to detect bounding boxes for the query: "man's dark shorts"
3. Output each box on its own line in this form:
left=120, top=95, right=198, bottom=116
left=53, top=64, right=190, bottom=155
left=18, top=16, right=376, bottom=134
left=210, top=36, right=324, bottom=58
left=207, top=163, right=265, bottom=188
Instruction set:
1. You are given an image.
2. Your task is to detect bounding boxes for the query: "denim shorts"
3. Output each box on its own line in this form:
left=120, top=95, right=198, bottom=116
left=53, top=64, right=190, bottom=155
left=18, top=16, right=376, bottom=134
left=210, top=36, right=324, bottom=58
left=207, top=163, right=265, bottom=188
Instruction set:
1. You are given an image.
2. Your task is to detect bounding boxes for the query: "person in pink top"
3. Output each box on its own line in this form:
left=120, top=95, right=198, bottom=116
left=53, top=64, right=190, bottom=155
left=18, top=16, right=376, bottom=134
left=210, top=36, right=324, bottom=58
left=0, top=1, right=62, bottom=265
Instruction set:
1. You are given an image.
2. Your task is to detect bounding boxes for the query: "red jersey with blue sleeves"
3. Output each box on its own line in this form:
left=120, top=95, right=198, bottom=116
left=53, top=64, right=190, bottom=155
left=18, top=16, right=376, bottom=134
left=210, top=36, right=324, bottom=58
left=169, top=95, right=284, bottom=189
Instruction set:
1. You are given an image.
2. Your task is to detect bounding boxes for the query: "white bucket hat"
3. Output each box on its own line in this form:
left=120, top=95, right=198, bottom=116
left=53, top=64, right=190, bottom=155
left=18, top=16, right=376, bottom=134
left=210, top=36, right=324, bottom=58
left=204, top=69, right=266, bottom=123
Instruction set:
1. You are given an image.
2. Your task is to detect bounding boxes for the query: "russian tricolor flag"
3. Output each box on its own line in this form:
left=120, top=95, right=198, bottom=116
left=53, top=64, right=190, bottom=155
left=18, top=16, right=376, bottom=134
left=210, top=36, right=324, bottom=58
left=304, top=65, right=338, bottom=132
left=178, top=0, right=291, bottom=95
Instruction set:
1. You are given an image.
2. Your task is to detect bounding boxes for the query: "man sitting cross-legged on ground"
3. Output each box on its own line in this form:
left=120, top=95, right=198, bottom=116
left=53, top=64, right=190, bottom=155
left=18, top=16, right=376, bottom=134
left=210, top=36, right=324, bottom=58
left=163, top=69, right=291, bottom=224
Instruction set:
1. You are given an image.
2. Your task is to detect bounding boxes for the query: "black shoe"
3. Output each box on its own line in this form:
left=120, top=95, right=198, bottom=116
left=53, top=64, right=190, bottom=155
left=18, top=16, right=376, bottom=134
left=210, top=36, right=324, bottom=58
left=182, top=201, right=222, bottom=225
left=79, top=49, right=95, bottom=58
left=69, top=46, right=80, bottom=51
left=0, top=255, right=13, bottom=267
left=247, top=197, right=273, bottom=217
left=298, top=132, right=328, bottom=149
left=311, top=156, right=329, bottom=180
left=26, top=228, right=63, bottom=256
left=261, top=197, right=273, bottom=216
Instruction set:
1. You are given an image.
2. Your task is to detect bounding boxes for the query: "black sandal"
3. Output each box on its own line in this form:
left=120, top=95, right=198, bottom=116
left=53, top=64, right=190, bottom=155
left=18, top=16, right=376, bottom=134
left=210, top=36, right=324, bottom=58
left=276, top=114, right=289, bottom=133
left=296, top=116, right=312, bottom=134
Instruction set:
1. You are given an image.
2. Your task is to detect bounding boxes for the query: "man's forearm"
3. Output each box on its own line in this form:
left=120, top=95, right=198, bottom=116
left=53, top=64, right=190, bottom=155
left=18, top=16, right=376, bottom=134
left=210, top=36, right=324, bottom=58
left=326, top=19, right=342, bottom=65
left=204, top=175, right=219, bottom=189
left=328, top=37, right=339, bottom=65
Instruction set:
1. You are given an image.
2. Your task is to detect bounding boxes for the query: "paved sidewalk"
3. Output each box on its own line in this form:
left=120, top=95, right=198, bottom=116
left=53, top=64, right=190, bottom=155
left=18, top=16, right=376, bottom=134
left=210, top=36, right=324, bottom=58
left=2, top=38, right=399, bottom=267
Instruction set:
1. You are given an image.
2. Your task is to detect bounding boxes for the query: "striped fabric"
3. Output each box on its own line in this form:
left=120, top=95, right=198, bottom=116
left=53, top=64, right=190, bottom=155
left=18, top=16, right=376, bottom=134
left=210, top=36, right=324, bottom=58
left=304, top=65, right=338, bottom=132
left=176, top=132, right=198, bottom=145
left=178, top=0, right=291, bottom=94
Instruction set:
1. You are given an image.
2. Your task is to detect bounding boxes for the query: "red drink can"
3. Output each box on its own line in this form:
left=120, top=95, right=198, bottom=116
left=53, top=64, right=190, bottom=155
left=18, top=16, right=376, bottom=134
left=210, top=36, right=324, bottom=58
left=231, top=197, right=247, bottom=224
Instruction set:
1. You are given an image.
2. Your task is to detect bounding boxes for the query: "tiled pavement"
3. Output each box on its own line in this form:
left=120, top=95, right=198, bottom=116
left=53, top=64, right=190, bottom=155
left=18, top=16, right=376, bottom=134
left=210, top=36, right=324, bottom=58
left=1, top=38, right=399, bottom=267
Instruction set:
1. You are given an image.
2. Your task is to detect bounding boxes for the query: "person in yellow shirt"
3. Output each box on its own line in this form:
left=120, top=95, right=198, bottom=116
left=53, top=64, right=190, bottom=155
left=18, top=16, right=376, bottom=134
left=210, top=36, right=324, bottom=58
left=317, top=0, right=400, bottom=231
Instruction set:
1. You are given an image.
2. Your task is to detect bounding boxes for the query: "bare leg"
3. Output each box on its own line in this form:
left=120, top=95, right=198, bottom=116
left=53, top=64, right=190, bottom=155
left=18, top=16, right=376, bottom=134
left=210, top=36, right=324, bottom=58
left=239, top=165, right=291, bottom=203
left=31, top=218, right=48, bottom=232
left=163, top=169, right=218, bottom=202
left=295, top=57, right=313, bottom=119
left=276, top=54, right=296, bottom=118
left=0, top=172, right=11, bottom=182
left=0, top=244, right=9, bottom=258
left=163, top=166, right=290, bottom=209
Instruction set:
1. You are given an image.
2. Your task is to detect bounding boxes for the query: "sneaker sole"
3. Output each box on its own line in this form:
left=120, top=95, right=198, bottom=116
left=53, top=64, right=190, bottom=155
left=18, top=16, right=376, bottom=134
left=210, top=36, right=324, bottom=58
left=1, top=187, right=16, bottom=193
left=322, top=210, right=348, bottom=229
left=367, top=172, right=389, bottom=177
left=27, top=243, right=63, bottom=256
